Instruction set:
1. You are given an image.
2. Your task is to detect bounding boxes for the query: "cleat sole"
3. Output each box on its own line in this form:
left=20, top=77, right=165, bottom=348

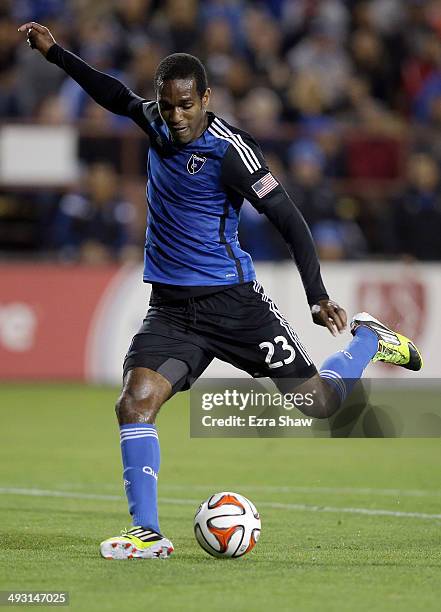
left=403, top=341, right=423, bottom=371
left=100, top=539, right=174, bottom=560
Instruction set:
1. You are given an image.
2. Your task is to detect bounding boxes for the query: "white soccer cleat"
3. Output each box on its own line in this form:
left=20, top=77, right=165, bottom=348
left=100, top=526, right=174, bottom=560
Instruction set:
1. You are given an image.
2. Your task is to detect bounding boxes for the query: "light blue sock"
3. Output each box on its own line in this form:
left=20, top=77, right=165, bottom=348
left=120, top=423, right=160, bottom=533
left=320, top=327, right=378, bottom=402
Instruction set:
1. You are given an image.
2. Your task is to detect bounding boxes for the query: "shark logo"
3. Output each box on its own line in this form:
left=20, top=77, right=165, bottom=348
left=187, top=153, right=207, bottom=174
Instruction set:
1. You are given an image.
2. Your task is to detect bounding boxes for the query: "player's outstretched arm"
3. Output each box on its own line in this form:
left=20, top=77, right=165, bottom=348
left=18, top=22, right=151, bottom=131
left=262, top=191, right=347, bottom=336
left=220, top=130, right=347, bottom=336
left=18, top=22, right=55, bottom=56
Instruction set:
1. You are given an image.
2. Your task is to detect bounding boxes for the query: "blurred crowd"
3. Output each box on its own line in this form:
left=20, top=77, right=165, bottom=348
left=2, top=0, right=441, bottom=262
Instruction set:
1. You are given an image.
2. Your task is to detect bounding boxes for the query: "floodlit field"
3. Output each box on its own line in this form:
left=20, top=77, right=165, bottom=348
left=1, top=384, right=441, bottom=611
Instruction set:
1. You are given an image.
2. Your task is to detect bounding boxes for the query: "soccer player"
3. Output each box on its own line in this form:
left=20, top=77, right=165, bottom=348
left=20, top=22, right=423, bottom=560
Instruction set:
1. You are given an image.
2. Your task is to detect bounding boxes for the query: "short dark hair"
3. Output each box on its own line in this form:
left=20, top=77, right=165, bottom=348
left=154, top=53, right=208, bottom=98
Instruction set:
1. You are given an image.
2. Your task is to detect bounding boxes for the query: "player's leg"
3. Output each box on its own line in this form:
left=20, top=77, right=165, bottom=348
left=115, top=367, right=171, bottom=538
left=116, top=367, right=172, bottom=425
left=294, top=311, right=423, bottom=418
left=287, top=328, right=377, bottom=419
left=100, top=366, right=174, bottom=559
left=294, top=323, right=379, bottom=418
left=100, top=313, right=213, bottom=560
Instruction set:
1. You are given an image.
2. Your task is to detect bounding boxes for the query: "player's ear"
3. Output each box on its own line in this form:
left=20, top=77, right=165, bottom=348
left=202, top=88, right=211, bottom=109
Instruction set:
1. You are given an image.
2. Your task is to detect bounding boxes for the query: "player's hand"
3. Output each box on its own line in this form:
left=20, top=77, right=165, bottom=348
left=18, top=22, right=56, bottom=57
left=311, top=299, right=347, bottom=337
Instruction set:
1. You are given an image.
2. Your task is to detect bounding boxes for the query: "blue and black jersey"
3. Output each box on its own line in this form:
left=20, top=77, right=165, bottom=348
left=47, top=44, right=328, bottom=305
left=141, top=105, right=259, bottom=288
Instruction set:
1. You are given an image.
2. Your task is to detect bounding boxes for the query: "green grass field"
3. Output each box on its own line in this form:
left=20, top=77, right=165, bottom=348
left=1, top=383, right=441, bottom=612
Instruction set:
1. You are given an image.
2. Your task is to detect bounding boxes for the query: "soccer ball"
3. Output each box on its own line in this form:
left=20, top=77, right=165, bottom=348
left=194, top=491, right=261, bottom=558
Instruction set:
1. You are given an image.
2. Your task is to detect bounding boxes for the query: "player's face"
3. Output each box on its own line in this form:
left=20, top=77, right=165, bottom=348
left=157, top=78, right=210, bottom=145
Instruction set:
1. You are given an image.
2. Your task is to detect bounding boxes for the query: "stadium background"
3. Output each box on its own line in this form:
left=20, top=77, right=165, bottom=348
left=1, top=0, right=440, bottom=380
left=1, top=3, right=441, bottom=611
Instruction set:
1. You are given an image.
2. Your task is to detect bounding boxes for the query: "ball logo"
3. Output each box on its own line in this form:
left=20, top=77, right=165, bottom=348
left=187, top=153, right=207, bottom=174
left=142, top=466, right=158, bottom=480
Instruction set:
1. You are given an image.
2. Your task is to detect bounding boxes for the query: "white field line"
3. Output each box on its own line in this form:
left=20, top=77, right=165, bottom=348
left=57, top=482, right=441, bottom=499
left=1, top=487, right=441, bottom=521
left=161, top=484, right=441, bottom=499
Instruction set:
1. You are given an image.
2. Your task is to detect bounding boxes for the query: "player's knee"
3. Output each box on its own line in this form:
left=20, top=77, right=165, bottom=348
left=115, top=388, right=160, bottom=424
left=306, top=394, right=335, bottom=419
left=306, top=380, right=341, bottom=419
left=283, top=375, right=341, bottom=419
left=115, top=368, right=171, bottom=425
left=289, top=392, right=328, bottom=419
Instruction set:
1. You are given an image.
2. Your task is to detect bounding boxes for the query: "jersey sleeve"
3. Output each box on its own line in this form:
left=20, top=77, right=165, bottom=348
left=46, top=44, right=155, bottom=135
left=220, top=131, right=329, bottom=306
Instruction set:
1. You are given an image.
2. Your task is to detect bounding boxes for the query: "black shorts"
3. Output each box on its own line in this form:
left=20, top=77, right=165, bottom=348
left=123, top=280, right=317, bottom=394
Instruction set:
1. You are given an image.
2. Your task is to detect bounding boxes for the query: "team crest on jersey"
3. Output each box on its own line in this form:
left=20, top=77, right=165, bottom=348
left=187, top=153, right=207, bottom=174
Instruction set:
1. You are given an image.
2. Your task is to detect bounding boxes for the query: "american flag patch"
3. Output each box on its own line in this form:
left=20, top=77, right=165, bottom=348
left=251, top=172, right=278, bottom=198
